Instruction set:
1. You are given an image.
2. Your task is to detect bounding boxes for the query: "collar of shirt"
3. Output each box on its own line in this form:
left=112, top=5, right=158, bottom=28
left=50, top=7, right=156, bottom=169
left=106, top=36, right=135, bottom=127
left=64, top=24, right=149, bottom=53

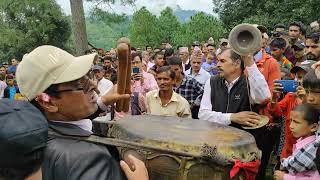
left=51, top=119, right=93, bottom=133
left=295, top=135, right=316, bottom=150
left=187, top=68, right=204, bottom=76
left=184, top=58, right=190, bottom=65
left=224, top=76, right=240, bottom=92
left=153, top=90, right=178, bottom=106
left=254, top=50, right=263, bottom=62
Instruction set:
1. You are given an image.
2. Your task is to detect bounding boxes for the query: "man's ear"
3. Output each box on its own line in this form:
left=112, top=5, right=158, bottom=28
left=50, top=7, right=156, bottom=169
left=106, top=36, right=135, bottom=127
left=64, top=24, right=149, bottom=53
left=310, top=123, right=319, bottom=133
left=37, top=99, right=58, bottom=113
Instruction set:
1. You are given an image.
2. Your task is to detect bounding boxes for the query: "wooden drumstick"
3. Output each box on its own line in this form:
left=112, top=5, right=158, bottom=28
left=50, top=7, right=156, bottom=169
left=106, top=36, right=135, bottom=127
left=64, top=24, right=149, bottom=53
left=117, top=37, right=132, bottom=112
left=116, top=43, right=129, bottom=112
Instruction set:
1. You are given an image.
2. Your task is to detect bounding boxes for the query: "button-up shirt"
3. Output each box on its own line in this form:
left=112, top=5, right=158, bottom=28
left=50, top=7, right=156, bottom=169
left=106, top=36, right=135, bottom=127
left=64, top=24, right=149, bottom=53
left=185, top=68, right=211, bottom=85
left=146, top=90, right=191, bottom=118
left=199, top=63, right=271, bottom=125
left=283, top=135, right=320, bottom=180
left=173, top=75, right=204, bottom=106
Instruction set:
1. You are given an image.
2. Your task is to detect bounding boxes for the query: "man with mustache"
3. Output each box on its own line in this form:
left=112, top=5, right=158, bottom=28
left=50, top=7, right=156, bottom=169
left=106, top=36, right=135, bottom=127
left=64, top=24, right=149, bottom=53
left=305, top=33, right=320, bottom=62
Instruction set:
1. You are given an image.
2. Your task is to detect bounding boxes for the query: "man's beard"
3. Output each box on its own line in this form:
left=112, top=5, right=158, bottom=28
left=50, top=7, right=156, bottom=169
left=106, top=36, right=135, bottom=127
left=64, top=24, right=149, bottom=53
left=306, top=52, right=319, bottom=60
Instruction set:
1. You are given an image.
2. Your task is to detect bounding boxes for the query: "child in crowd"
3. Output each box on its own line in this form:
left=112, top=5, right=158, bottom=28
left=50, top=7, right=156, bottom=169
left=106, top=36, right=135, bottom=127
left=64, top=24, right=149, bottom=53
left=274, top=103, right=320, bottom=180
left=202, top=52, right=218, bottom=75
left=270, top=37, right=293, bottom=70
left=3, top=74, right=18, bottom=101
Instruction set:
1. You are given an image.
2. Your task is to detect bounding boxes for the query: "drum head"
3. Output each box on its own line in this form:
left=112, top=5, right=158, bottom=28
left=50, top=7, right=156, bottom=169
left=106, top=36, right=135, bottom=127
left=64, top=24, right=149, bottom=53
left=108, top=115, right=261, bottom=162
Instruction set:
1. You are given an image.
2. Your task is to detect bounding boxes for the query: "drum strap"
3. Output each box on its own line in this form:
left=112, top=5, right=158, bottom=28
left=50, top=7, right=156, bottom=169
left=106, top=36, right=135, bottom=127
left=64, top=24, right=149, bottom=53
left=48, top=130, right=234, bottom=166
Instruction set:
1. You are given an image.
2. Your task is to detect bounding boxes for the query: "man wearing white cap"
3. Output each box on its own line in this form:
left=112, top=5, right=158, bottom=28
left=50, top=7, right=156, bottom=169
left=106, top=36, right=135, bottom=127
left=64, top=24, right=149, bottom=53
left=16, top=45, right=148, bottom=180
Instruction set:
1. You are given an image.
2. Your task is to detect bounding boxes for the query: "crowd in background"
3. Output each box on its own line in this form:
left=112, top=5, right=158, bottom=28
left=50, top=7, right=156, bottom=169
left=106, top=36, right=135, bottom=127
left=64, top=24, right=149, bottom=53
left=0, top=19, right=320, bottom=180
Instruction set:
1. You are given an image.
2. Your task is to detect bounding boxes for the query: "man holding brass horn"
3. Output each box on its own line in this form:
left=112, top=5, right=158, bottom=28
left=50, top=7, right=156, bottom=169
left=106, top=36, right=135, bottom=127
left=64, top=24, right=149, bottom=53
left=16, top=45, right=149, bottom=180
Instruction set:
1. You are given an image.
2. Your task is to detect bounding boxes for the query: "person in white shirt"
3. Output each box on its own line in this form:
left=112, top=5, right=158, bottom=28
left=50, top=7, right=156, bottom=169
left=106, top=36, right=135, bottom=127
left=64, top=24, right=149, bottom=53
left=199, top=48, right=271, bottom=127
left=178, top=47, right=191, bottom=72
left=92, top=65, right=113, bottom=96
left=185, top=47, right=211, bottom=85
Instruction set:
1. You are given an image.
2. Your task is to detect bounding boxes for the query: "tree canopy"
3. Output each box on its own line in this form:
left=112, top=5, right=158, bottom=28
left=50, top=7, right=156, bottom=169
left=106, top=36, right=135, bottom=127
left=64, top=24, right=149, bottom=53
left=0, top=0, right=72, bottom=63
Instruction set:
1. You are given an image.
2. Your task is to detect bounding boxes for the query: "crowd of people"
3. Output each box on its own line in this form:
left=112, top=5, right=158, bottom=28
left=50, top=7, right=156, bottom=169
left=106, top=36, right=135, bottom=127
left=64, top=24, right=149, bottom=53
left=0, top=20, right=320, bottom=180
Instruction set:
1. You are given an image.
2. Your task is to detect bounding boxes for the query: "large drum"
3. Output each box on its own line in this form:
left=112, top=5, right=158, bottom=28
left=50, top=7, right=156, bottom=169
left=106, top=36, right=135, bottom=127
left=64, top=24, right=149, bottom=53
left=108, top=115, right=261, bottom=180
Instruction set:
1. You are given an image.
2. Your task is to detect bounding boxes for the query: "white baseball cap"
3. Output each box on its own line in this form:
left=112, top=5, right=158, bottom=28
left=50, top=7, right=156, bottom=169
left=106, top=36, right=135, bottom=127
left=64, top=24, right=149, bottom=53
left=16, top=45, right=96, bottom=100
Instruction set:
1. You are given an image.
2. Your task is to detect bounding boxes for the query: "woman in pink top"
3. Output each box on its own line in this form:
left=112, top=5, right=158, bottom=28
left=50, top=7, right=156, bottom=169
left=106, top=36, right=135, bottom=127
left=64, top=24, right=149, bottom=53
left=131, top=53, right=158, bottom=95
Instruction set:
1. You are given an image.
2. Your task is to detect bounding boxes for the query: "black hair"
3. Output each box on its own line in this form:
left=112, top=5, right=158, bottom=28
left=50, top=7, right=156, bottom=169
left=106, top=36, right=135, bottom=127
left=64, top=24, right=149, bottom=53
left=303, top=69, right=320, bottom=91
left=145, top=45, right=152, bottom=50
left=0, top=148, right=45, bottom=180
left=306, top=32, right=320, bottom=44
left=176, top=45, right=183, bottom=51
left=292, top=103, right=319, bottom=124
left=156, top=66, right=176, bottom=79
left=104, top=56, right=113, bottom=62
left=167, top=56, right=183, bottom=69
left=131, top=47, right=137, bottom=51
left=131, top=53, right=142, bottom=62
left=164, top=48, right=174, bottom=58
left=274, top=24, right=286, bottom=30
left=206, top=43, right=216, bottom=48
left=154, top=51, right=164, bottom=59
left=270, top=37, right=287, bottom=49
left=289, top=21, right=302, bottom=31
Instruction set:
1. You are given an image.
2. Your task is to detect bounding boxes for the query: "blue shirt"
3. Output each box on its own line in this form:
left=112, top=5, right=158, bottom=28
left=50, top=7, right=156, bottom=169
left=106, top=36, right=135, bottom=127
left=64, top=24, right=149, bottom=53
left=9, top=86, right=16, bottom=101
left=254, top=50, right=263, bottom=62
left=202, top=60, right=218, bottom=76
left=8, top=65, right=17, bottom=74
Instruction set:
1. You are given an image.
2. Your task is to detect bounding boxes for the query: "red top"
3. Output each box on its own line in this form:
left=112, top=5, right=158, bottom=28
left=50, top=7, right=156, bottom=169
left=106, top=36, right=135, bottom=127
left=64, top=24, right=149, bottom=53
left=266, top=93, right=299, bottom=159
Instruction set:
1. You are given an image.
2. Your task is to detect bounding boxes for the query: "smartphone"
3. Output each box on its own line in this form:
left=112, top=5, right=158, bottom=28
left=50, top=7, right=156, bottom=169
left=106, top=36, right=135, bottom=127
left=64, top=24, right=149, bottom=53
left=276, top=80, right=298, bottom=92
left=132, top=67, right=140, bottom=74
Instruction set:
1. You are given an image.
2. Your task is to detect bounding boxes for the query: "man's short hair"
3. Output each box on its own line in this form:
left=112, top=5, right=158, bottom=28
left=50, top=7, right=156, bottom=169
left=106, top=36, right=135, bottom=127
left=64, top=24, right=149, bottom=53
left=225, top=49, right=245, bottom=71
left=154, top=51, right=164, bottom=59
left=303, top=69, right=320, bottom=91
left=270, top=37, right=287, bottom=49
left=206, top=43, right=216, bottom=48
left=0, top=100, right=48, bottom=180
left=289, top=21, right=302, bottom=31
left=274, top=23, right=286, bottom=30
left=156, top=66, right=176, bottom=79
left=167, top=56, right=183, bottom=69
left=145, top=45, right=152, bottom=50
left=306, top=33, right=320, bottom=44
left=104, top=56, right=113, bottom=62
left=164, top=48, right=174, bottom=58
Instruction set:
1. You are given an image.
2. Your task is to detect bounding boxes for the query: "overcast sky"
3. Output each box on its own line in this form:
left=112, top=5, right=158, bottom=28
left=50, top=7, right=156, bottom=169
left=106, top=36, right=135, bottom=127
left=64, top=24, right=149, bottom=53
left=55, top=0, right=214, bottom=16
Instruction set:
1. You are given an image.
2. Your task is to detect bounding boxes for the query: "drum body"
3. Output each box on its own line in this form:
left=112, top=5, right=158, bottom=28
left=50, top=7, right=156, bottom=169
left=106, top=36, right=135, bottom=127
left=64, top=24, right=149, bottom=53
left=108, top=115, right=261, bottom=180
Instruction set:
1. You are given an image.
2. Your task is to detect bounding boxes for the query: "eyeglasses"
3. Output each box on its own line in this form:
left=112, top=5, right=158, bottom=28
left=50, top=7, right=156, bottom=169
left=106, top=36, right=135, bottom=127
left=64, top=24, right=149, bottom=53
left=52, top=76, right=92, bottom=94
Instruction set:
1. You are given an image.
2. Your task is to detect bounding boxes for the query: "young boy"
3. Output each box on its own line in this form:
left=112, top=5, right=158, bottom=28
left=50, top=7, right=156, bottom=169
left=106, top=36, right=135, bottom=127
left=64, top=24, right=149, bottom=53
left=270, top=37, right=293, bottom=70
left=274, top=104, right=320, bottom=180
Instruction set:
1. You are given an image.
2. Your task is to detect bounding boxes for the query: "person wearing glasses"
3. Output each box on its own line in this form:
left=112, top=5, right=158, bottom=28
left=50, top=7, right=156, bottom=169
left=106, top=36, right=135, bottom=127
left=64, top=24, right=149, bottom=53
left=16, top=45, right=148, bottom=180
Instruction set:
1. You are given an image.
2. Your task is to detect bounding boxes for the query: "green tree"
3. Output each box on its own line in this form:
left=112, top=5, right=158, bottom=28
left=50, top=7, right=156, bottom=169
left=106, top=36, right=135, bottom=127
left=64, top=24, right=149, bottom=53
left=184, top=12, right=226, bottom=45
left=213, top=0, right=320, bottom=31
left=158, top=7, right=181, bottom=43
left=0, top=0, right=71, bottom=62
left=129, top=7, right=159, bottom=47
left=86, top=8, right=130, bottom=49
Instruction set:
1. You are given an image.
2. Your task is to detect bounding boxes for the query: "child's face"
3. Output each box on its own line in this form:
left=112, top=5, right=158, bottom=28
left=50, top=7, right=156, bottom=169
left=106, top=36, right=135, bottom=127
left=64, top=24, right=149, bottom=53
left=7, top=79, right=14, bottom=86
left=290, top=111, right=318, bottom=138
left=306, top=90, right=320, bottom=109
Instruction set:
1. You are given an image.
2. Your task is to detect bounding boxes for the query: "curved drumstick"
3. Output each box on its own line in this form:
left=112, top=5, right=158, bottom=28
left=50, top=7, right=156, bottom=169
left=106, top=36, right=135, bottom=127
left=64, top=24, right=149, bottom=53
left=116, top=42, right=129, bottom=112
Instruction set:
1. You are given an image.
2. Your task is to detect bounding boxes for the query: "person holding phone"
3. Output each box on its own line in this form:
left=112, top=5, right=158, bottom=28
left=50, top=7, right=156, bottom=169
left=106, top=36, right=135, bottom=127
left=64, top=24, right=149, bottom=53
left=131, top=53, right=158, bottom=96
left=267, top=60, right=316, bottom=160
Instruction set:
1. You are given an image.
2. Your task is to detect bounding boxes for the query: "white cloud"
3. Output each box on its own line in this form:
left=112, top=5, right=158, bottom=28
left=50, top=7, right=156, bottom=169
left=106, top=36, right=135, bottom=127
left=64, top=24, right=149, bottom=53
left=55, top=0, right=214, bottom=16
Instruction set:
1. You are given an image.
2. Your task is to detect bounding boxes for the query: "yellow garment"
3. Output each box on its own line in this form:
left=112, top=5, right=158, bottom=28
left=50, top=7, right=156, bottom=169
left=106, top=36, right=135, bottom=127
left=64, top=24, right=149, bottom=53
left=146, top=90, right=191, bottom=118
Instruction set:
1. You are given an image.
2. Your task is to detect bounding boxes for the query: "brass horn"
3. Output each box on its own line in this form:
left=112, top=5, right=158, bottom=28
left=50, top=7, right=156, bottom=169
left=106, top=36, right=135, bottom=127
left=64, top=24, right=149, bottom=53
left=228, top=23, right=262, bottom=56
